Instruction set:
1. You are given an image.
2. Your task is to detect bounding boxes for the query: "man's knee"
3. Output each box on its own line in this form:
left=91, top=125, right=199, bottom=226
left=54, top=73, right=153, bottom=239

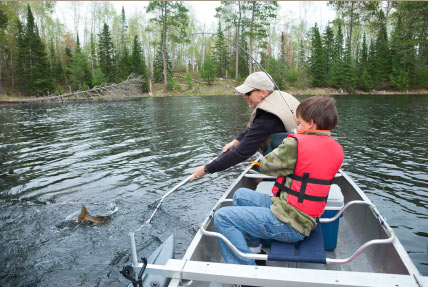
left=214, top=207, right=229, bottom=230
left=233, top=188, right=250, bottom=204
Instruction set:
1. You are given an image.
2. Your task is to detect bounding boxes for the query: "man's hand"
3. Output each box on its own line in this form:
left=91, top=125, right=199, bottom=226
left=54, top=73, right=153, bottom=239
left=190, top=165, right=206, bottom=181
left=222, top=139, right=240, bottom=153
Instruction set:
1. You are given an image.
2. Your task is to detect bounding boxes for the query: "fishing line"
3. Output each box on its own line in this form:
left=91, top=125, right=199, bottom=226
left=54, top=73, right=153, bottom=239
left=192, top=32, right=297, bottom=119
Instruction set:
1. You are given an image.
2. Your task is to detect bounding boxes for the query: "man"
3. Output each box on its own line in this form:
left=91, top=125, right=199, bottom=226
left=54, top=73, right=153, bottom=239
left=190, top=71, right=299, bottom=181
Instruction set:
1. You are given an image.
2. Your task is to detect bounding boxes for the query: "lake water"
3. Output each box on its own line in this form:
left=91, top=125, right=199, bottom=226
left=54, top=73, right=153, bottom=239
left=0, top=95, right=427, bottom=286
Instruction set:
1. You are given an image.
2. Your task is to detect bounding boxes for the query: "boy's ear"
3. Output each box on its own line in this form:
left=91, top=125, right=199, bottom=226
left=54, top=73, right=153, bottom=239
left=309, top=119, right=317, bottom=130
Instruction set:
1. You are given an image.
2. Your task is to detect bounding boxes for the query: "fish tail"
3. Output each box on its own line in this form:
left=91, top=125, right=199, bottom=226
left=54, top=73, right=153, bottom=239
left=77, top=205, right=88, bottom=222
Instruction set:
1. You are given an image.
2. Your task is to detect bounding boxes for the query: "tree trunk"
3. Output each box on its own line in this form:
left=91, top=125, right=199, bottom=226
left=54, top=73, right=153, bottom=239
left=11, top=51, right=14, bottom=87
left=249, top=2, right=255, bottom=74
left=349, top=1, right=354, bottom=54
left=162, top=3, right=168, bottom=94
left=0, top=58, right=3, bottom=95
left=235, top=2, right=241, bottom=81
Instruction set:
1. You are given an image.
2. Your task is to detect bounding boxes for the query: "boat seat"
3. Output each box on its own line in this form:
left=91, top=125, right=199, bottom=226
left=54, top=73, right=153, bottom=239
left=268, top=223, right=326, bottom=264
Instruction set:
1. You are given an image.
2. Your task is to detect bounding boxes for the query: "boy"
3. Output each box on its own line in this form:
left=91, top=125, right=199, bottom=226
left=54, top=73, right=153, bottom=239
left=214, top=96, right=344, bottom=265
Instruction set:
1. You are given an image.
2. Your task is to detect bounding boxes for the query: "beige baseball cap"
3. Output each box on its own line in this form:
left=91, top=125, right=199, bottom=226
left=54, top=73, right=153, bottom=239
left=235, top=71, right=275, bottom=94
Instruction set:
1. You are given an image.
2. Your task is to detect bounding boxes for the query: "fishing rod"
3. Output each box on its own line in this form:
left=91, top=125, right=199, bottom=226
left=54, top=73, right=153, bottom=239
left=192, top=32, right=296, bottom=117
left=134, top=33, right=298, bottom=232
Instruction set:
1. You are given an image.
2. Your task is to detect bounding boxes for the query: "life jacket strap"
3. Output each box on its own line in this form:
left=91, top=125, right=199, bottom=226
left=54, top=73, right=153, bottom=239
left=288, top=174, right=333, bottom=185
left=274, top=174, right=330, bottom=203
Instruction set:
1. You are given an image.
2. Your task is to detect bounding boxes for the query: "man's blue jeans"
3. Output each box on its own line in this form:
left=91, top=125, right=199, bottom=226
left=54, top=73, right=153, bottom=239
left=214, top=188, right=305, bottom=265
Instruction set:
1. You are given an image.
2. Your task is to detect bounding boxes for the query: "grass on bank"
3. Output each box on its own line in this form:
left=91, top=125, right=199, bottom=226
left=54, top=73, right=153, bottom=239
left=1, top=72, right=428, bottom=102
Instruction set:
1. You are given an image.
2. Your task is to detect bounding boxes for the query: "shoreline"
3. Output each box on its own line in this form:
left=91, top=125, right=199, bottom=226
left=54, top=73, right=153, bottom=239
left=1, top=87, right=428, bottom=104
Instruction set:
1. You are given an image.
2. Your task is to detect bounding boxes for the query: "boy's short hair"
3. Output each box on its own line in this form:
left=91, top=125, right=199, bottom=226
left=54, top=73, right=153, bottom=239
left=296, top=96, right=338, bottom=130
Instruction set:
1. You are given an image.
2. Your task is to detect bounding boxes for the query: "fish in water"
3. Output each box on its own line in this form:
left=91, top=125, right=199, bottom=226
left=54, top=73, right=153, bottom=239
left=77, top=205, right=111, bottom=224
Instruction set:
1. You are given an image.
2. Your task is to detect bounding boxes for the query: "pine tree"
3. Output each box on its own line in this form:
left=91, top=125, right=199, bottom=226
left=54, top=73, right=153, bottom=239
left=131, top=35, right=149, bottom=91
left=200, top=56, right=216, bottom=85
left=98, top=23, right=115, bottom=83
left=153, top=43, right=172, bottom=83
left=373, top=10, right=391, bottom=89
left=68, top=34, right=92, bottom=90
left=48, top=39, right=65, bottom=86
left=118, top=46, right=132, bottom=81
left=213, top=22, right=228, bottom=78
left=89, top=33, right=97, bottom=77
left=342, top=39, right=357, bottom=92
left=323, top=23, right=334, bottom=75
left=266, top=56, right=282, bottom=90
left=117, top=6, right=131, bottom=82
left=357, top=34, right=373, bottom=91
left=275, top=33, right=288, bottom=90
left=16, top=5, right=53, bottom=96
left=395, top=1, right=428, bottom=88
left=16, top=20, right=27, bottom=92
left=119, top=6, right=128, bottom=55
left=367, top=40, right=376, bottom=83
left=390, top=14, right=409, bottom=90
left=328, top=20, right=344, bottom=88
left=237, top=36, right=249, bottom=79
left=308, top=23, right=325, bottom=87
left=333, top=21, right=344, bottom=62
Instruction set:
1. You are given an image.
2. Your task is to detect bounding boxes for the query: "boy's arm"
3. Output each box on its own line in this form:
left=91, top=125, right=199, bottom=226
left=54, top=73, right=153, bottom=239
left=260, top=137, right=297, bottom=176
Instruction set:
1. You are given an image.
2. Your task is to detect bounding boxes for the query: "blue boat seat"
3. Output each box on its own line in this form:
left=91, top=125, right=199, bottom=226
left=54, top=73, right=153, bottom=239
left=268, top=223, right=326, bottom=264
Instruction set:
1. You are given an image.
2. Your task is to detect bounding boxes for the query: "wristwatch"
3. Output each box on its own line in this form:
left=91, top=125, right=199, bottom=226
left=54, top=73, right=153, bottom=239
left=203, top=165, right=208, bottom=173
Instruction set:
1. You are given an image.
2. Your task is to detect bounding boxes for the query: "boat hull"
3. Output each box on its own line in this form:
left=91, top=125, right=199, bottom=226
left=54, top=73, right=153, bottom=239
left=163, top=163, right=422, bottom=286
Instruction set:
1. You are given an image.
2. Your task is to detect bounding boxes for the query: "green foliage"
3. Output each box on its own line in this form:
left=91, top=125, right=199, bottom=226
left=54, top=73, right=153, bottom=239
left=167, top=76, right=175, bottom=90
left=98, top=23, right=115, bottom=83
left=373, top=10, right=391, bottom=89
left=16, top=5, right=53, bottom=96
left=285, top=70, right=299, bottom=84
left=308, top=23, right=325, bottom=87
left=265, top=57, right=285, bottom=90
left=131, top=35, right=149, bottom=92
left=213, top=22, right=228, bottom=78
left=2, top=1, right=428, bottom=97
left=328, top=59, right=344, bottom=88
left=146, top=2, right=189, bottom=44
left=117, top=47, right=132, bottom=81
left=358, top=69, right=373, bottom=91
left=241, top=1, right=278, bottom=47
left=342, top=44, right=357, bottom=92
left=153, top=44, right=172, bottom=83
left=93, top=68, right=105, bottom=86
left=323, top=23, right=334, bottom=74
left=200, top=58, right=216, bottom=85
left=414, top=64, right=428, bottom=89
left=333, top=21, right=343, bottom=61
left=237, top=37, right=249, bottom=79
left=147, top=1, right=189, bottom=91
left=68, top=34, right=92, bottom=90
left=185, top=72, right=193, bottom=89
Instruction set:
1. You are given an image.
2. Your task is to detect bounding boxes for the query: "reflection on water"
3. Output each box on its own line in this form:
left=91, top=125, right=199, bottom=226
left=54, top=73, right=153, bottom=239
left=0, top=95, right=427, bottom=285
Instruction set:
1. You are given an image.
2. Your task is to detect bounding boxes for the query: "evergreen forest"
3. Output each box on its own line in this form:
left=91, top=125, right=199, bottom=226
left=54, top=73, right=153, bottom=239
left=0, top=1, right=427, bottom=98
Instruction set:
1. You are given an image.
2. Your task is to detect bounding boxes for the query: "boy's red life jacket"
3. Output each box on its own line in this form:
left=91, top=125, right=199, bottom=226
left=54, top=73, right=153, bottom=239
left=272, top=133, right=344, bottom=217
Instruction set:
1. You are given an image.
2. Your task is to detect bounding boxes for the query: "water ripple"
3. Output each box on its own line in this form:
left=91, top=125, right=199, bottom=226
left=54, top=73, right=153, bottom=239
left=0, top=95, right=427, bottom=285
